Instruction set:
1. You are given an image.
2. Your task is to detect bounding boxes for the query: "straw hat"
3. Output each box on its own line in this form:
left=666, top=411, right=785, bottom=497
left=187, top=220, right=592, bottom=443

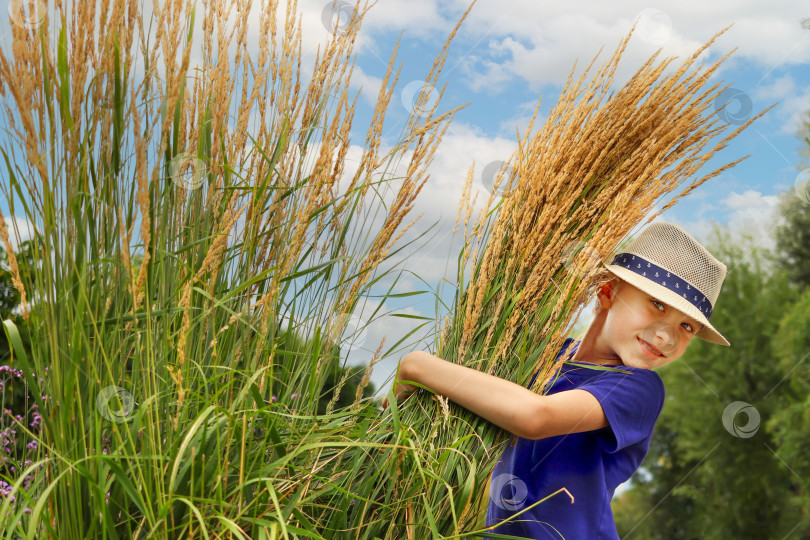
left=603, top=222, right=730, bottom=347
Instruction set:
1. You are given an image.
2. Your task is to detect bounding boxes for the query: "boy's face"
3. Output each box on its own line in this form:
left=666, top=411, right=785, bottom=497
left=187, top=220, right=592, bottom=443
left=597, top=279, right=704, bottom=369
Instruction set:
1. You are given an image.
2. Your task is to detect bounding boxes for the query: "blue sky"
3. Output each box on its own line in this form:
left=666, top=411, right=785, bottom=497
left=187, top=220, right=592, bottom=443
left=1, top=1, right=809, bottom=395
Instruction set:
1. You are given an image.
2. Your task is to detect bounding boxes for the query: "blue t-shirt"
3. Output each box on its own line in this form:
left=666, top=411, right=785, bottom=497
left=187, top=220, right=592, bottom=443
left=483, top=337, right=665, bottom=539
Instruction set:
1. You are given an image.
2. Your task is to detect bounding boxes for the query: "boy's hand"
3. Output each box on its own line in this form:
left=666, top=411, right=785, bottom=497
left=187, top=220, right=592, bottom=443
left=381, top=354, right=420, bottom=410
left=381, top=380, right=418, bottom=410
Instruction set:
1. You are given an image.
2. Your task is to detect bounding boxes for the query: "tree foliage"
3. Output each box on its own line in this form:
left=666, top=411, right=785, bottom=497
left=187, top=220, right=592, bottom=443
left=774, top=191, right=810, bottom=291
left=0, top=241, right=36, bottom=376
left=765, top=287, right=810, bottom=533
left=0, top=241, right=35, bottom=362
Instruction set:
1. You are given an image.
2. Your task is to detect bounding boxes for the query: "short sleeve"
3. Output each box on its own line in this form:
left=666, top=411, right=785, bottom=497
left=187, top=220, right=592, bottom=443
left=578, top=368, right=665, bottom=453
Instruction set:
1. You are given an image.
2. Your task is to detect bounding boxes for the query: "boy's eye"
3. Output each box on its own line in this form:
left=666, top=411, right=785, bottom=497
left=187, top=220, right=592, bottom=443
left=651, top=300, right=664, bottom=311
left=682, top=322, right=695, bottom=333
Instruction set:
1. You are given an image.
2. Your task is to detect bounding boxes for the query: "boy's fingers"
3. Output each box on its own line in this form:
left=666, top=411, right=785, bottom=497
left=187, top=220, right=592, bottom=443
left=380, top=395, right=402, bottom=412
left=381, top=386, right=420, bottom=411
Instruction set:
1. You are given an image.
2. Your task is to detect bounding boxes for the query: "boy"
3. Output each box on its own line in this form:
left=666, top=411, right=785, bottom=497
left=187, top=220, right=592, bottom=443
left=383, top=222, right=730, bottom=539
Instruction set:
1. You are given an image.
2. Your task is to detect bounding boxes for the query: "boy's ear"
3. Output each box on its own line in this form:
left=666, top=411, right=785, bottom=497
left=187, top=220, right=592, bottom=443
left=597, top=280, right=619, bottom=309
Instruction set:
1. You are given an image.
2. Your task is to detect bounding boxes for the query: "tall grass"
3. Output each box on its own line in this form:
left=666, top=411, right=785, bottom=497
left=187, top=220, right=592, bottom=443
left=0, top=0, right=472, bottom=537
left=0, top=0, right=767, bottom=538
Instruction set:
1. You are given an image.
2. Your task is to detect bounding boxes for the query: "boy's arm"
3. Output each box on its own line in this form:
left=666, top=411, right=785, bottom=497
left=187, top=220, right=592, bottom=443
left=394, top=350, right=609, bottom=440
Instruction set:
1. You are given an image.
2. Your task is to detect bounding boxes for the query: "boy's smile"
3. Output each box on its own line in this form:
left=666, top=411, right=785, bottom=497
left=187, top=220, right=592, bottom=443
left=575, top=279, right=704, bottom=369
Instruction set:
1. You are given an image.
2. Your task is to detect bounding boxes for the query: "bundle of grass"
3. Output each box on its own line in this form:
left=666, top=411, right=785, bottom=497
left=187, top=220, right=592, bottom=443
left=368, top=27, right=771, bottom=536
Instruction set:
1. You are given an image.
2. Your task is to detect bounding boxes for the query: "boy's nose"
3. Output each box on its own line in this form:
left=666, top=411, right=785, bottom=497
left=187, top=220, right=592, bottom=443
left=641, top=320, right=679, bottom=356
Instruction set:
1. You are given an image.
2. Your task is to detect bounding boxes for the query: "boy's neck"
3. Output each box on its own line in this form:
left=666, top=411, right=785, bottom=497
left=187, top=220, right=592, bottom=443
left=570, top=312, right=625, bottom=366
left=569, top=345, right=624, bottom=366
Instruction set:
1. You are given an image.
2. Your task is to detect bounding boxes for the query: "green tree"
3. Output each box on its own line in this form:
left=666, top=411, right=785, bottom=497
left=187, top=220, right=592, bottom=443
left=773, top=191, right=810, bottom=290
left=254, top=323, right=378, bottom=414
left=0, top=240, right=36, bottom=386
left=764, top=287, right=810, bottom=533
left=0, top=241, right=37, bottom=481
left=316, top=359, right=377, bottom=415
left=614, top=222, right=804, bottom=538
left=0, top=240, right=36, bottom=360
left=777, top=63, right=810, bottom=291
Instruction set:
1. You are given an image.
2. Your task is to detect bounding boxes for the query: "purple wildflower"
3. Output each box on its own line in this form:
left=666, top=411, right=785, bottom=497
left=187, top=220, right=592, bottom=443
left=0, top=480, right=15, bottom=503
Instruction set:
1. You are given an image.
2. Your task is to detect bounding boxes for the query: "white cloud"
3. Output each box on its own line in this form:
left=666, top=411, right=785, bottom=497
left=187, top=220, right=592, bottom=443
left=342, top=1, right=810, bottom=93
left=753, top=74, right=810, bottom=135
left=358, top=0, right=450, bottom=39
left=775, top=92, right=810, bottom=135
left=754, top=74, right=796, bottom=101
left=721, top=189, right=781, bottom=242
left=715, top=13, right=810, bottom=68
left=721, top=189, right=777, bottom=210
left=497, top=100, right=545, bottom=138
left=464, top=12, right=703, bottom=92
left=415, top=122, right=516, bottom=221
left=674, top=189, right=783, bottom=255
left=349, top=66, right=384, bottom=106
left=0, top=216, right=37, bottom=252
left=254, top=1, right=450, bottom=67
left=353, top=122, right=518, bottom=298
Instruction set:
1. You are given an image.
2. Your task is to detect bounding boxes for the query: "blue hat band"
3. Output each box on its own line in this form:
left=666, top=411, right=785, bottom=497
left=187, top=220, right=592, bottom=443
left=609, top=253, right=714, bottom=319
